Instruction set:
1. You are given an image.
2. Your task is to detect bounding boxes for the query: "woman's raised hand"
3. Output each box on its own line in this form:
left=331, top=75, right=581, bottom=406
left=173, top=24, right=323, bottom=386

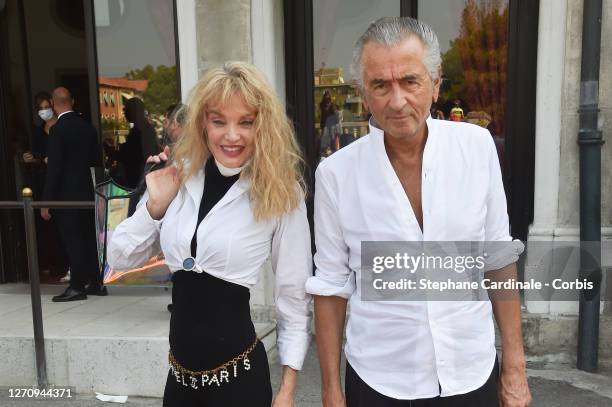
left=145, top=146, right=180, bottom=220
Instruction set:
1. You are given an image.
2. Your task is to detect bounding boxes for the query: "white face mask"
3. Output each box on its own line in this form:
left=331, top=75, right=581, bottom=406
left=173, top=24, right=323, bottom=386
left=38, top=108, right=53, bottom=122
left=215, top=159, right=244, bottom=177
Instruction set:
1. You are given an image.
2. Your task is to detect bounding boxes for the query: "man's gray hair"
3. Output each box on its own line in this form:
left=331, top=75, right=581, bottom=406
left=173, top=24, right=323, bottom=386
left=351, top=17, right=441, bottom=88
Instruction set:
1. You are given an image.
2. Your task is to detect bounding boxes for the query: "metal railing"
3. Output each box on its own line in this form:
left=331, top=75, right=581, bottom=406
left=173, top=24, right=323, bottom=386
left=0, top=188, right=95, bottom=388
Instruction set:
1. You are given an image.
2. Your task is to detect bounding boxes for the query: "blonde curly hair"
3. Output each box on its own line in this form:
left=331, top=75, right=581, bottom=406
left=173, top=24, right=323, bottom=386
left=172, top=61, right=306, bottom=221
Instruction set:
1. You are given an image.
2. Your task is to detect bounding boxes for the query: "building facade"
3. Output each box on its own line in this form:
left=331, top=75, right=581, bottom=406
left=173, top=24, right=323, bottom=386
left=0, top=0, right=610, bottom=361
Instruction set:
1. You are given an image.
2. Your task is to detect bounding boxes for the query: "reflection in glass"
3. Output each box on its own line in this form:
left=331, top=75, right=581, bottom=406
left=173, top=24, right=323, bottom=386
left=92, top=0, right=178, bottom=286
left=419, top=0, right=509, bottom=165
left=313, top=0, right=400, bottom=162
left=95, top=180, right=171, bottom=286
left=93, top=0, right=179, bottom=185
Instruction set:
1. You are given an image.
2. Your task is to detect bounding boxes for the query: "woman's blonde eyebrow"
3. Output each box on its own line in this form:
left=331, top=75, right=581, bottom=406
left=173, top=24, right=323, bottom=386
left=205, top=110, right=256, bottom=119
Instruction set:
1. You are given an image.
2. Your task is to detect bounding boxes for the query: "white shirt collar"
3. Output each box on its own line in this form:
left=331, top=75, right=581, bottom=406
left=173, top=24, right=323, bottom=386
left=368, top=115, right=437, bottom=187
left=57, top=110, right=74, bottom=120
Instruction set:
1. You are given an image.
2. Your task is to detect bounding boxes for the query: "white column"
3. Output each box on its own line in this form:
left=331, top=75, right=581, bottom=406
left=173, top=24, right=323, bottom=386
left=250, top=0, right=286, bottom=103
left=525, top=0, right=568, bottom=314
left=530, top=0, right=567, bottom=237
left=176, top=0, right=199, bottom=102
left=249, top=0, right=286, bottom=321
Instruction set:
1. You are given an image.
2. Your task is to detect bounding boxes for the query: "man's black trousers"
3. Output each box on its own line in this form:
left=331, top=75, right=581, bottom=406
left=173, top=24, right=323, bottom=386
left=346, top=358, right=499, bottom=406
left=53, top=209, right=100, bottom=290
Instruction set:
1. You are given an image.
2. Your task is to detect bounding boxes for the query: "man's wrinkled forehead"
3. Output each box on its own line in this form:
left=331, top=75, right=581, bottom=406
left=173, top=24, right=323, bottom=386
left=361, top=37, right=429, bottom=81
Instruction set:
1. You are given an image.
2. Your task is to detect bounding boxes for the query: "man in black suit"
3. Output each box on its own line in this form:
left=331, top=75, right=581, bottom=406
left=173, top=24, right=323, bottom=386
left=42, top=87, right=105, bottom=302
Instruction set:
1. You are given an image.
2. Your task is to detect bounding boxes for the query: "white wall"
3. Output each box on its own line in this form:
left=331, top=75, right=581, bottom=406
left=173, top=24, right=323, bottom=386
left=251, top=0, right=286, bottom=102
left=175, top=0, right=199, bottom=102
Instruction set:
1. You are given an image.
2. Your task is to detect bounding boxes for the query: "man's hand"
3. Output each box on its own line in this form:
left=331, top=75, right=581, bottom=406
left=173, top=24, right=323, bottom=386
left=322, top=388, right=346, bottom=407
left=272, top=366, right=297, bottom=407
left=489, top=263, right=531, bottom=407
left=499, top=364, right=531, bottom=406
left=23, top=152, right=35, bottom=163
left=314, top=295, right=348, bottom=407
left=272, top=390, right=294, bottom=407
left=41, top=208, right=51, bottom=220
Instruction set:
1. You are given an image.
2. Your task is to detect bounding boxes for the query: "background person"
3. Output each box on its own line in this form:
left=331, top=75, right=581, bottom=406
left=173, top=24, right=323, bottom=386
left=106, top=97, right=160, bottom=189
left=161, top=103, right=178, bottom=147
left=163, top=103, right=186, bottom=148
left=43, top=87, right=104, bottom=302
left=319, top=90, right=332, bottom=134
left=449, top=98, right=465, bottom=122
left=23, top=91, right=69, bottom=280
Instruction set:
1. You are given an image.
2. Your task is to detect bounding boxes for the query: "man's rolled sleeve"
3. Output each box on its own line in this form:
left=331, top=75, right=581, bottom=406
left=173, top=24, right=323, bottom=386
left=483, top=134, right=524, bottom=271
left=306, top=165, right=356, bottom=299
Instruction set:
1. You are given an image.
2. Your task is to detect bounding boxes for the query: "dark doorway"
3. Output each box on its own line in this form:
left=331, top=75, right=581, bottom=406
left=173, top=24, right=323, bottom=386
left=0, top=0, right=91, bottom=283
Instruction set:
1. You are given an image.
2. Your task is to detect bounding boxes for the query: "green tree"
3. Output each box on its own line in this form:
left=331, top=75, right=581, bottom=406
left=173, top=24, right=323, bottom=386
left=142, top=65, right=177, bottom=117
left=125, top=64, right=155, bottom=81
left=440, top=0, right=508, bottom=136
left=124, top=64, right=178, bottom=118
left=441, top=40, right=465, bottom=100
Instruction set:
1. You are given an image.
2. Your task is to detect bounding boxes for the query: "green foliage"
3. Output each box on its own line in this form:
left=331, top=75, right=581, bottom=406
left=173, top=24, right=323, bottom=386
left=124, top=64, right=178, bottom=117
left=101, top=117, right=129, bottom=141
left=441, top=40, right=465, bottom=100
left=101, top=117, right=129, bottom=132
left=440, top=0, right=508, bottom=136
left=142, top=65, right=178, bottom=117
left=125, top=64, right=155, bottom=81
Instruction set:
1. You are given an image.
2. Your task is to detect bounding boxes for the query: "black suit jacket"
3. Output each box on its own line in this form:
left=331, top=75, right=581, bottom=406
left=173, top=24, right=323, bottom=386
left=43, top=112, right=102, bottom=201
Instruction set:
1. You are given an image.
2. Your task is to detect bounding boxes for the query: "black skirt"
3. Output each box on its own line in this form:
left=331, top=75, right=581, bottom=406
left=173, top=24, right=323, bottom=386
left=163, top=270, right=272, bottom=406
left=170, top=270, right=256, bottom=369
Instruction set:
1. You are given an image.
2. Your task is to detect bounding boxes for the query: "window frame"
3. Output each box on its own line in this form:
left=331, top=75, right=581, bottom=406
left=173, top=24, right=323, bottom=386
left=283, top=0, right=538, bottom=240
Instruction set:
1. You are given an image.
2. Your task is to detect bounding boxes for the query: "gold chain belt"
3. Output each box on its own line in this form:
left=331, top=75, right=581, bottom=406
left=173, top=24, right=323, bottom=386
left=168, top=337, right=259, bottom=389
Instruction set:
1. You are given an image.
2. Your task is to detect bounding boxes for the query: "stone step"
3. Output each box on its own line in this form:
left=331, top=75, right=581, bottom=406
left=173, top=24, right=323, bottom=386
left=0, top=284, right=277, bottom=397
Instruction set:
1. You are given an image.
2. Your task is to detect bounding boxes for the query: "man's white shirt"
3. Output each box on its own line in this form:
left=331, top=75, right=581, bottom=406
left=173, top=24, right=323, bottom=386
left=306, top=117, right=523, bottom=399
left=57, top=110, right=73, bottom=120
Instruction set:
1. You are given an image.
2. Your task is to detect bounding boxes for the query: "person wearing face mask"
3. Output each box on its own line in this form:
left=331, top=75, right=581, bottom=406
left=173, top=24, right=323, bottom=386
left=108, top=62, right=312, bottom=407
left=22, top=91, right=69, bottom=279
left=23, top=92, right=56, bottom=167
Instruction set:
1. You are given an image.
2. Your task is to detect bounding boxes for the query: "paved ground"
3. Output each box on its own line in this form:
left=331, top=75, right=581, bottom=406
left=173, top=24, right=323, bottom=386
left=2, top=343, right=612, bottom=406
left=0, top=284, right=172, bottom=338
left=2, top=284, right=611, bottom=405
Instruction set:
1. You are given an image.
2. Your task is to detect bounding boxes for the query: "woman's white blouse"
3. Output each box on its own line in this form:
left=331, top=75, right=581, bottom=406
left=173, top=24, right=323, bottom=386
left=107, top=167, right=312, bottom=370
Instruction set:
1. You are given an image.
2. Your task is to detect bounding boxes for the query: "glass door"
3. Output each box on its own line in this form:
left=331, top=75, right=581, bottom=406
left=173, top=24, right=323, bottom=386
left=90, top=0, right=180, bottom=286
left=418, top=0, right=510, bottom=169
left=312, top=0, right=402, bottom=162
left=92, top=0, right=180, bottom=187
